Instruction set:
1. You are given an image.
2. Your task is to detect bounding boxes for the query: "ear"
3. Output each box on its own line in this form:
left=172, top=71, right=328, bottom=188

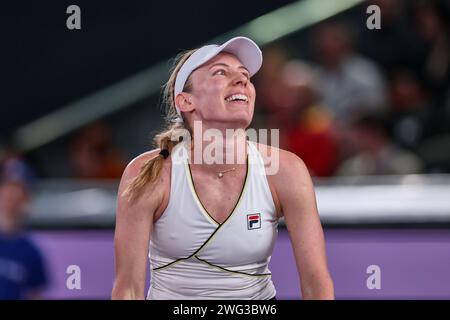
left=175, top=93, right=195, bottom=113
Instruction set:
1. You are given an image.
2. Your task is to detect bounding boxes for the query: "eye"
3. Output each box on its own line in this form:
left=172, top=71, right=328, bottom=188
left=213, top=69, right=226, bottom=76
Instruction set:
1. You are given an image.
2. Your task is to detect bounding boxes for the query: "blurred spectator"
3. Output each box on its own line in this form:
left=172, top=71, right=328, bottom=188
left=413, top=0, right=450, bottom=106
left=0, top=155, right=48, bottom=299
left=254, top=44, right=298, bottom=125
left=358, top=0, right=424, bottom=73
left=312, top=22, right=388, bottom=124
left=336, top=114, right=423, bottom=175
left=388, top=70, right=435, bottom=149
left=266, top=59, right=340, bottom=177
left=281, top=60, right=340, bottom=177
left=69, top=122, right=127, bottom=179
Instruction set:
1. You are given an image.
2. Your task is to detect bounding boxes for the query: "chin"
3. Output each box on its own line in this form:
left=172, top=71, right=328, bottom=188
left=232, top=108, right=253, bottom=123
left=226, top=117, right=252, bottom=129
left=205, top=110, right=253, bottom=128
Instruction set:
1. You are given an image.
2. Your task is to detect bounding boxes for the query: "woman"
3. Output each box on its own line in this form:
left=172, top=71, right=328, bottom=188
left=112, top=37, right=334, bottom=300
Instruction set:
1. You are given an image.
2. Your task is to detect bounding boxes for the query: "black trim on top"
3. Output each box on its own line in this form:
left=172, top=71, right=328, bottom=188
left=28, top=222, right=450, bottom=230
left=186, top=154, right=249, bottom=226
left=194, top=255, right=271, bottom=277
left=153, top=155, right=249, bottom=271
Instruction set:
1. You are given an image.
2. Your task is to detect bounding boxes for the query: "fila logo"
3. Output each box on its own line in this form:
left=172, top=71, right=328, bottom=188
left=247, top=213, right=261, bottom=230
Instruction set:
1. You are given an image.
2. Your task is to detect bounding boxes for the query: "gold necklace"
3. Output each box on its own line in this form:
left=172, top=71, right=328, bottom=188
left=215, top=167, right=236, bottom=178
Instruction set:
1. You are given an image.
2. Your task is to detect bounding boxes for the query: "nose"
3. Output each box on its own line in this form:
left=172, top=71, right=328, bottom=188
left=232, top=71, right=248, bottom=86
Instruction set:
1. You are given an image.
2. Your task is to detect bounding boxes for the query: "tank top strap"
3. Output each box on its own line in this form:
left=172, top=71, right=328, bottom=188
left=247, top=141, right=267, bottom=175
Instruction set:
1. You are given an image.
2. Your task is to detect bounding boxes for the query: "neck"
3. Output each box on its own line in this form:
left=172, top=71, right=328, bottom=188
left=0, top=213, right=22, bottom=235
left=188, top=121, right=248, bottom=172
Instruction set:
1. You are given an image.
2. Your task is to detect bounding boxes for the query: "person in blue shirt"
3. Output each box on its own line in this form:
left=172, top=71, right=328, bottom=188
left=0, top=156, right=48, bottom=299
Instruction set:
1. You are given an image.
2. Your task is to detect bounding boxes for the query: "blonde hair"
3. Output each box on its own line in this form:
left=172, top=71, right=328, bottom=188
left=123, top=49, right=196, bottom=200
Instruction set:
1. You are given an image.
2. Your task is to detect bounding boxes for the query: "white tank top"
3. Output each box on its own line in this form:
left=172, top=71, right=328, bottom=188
left=147, top=141, right=279, bottom=299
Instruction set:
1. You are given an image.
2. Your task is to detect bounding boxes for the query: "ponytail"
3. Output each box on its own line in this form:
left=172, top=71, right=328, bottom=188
left=122, top=49, right=196, bottom=200
left=122, top=122, right=185, bottom=200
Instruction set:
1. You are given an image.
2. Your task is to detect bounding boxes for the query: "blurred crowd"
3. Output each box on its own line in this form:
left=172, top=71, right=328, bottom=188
left=2, top=0, right=450, bottom=300
left=0, top=152, right=47, bottom=299
left=3, top=0, right=450, bottom=182
left=253, top=0, right=450, bottom=177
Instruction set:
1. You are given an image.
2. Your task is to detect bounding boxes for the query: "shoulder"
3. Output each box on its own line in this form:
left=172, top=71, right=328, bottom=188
left=15, top=235, right=44, bottom=261
left=119, top=148, right=171, bottom=197
left=253, top=142, right=310, bottom=182
left=122, top=149, right=170, bottom=180
left=123, top=149, right=160, bottom=178
left=253, top=143, right=312, bottom=216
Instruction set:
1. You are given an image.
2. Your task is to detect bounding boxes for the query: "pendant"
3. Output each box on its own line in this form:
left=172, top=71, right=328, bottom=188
left=218, top=172, right=224, bottom=178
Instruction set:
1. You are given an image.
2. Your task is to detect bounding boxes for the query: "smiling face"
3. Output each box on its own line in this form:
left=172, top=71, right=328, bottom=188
left=181, top=52, right=256, bottom=129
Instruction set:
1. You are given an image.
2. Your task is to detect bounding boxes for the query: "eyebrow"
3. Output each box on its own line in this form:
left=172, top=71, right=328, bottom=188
left=208, top=63, right=249, bottom=73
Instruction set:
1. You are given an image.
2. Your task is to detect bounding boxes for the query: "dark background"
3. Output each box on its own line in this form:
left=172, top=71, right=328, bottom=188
left=3, top=0, right=295, bottom=136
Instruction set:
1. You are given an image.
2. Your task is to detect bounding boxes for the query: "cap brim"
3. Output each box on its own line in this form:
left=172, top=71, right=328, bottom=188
left=210, top=36, right=263, bottom=77
left=196, top=37, right=262, bottom=76
left=174, top=36, right=262, bottom=119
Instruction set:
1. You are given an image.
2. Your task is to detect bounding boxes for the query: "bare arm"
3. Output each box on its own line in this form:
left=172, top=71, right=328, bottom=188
left=111, top=151, right=166, bottom=300
left=274, top=151, right=334, bottom=299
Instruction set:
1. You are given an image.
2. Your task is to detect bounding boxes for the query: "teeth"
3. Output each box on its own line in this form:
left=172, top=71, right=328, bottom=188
left=226, top=94, right=248, bottom=102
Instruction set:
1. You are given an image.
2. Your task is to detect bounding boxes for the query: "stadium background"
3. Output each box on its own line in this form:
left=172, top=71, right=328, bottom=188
left=2, top=0, right=450, bottom=299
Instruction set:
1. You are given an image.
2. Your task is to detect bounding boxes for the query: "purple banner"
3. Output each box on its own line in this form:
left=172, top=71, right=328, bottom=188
left=31, top=229, right=450, bottom=299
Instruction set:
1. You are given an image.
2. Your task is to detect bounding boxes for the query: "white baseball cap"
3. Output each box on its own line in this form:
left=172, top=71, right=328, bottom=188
left=173, top=36, right=263, bottom=120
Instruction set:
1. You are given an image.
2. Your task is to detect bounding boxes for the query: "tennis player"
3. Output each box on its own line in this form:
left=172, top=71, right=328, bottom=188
left=112, top=36, right=334, bottom=300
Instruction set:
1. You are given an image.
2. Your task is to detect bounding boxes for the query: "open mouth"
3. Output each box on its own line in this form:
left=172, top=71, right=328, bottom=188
left=225, top=94, right=249, bottom=104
